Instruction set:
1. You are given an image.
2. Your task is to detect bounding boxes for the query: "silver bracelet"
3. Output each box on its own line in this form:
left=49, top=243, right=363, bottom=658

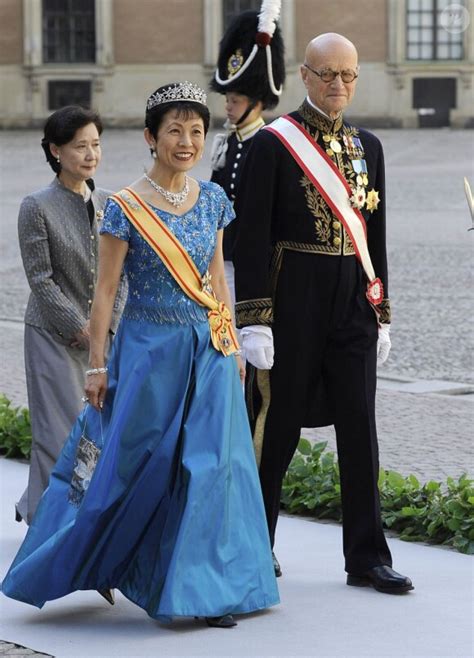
left=86, top=367, right=108, bottom=376
left=233, top=350, right=242, bottom=356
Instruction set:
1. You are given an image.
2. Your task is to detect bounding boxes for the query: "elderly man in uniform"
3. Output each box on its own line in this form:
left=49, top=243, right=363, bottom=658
left=234, top=32, right=414, bottom=594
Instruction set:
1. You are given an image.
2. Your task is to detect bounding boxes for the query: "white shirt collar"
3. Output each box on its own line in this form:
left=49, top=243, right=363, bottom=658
left=305, top=96, right=341, bottom=122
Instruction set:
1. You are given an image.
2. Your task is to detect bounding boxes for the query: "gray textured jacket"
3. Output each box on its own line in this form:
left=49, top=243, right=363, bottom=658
left=18, top=177, right=127, bottom=344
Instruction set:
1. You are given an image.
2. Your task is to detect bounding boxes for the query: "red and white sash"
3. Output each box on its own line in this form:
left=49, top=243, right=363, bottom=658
left=266, top=115, right=383, bottom=308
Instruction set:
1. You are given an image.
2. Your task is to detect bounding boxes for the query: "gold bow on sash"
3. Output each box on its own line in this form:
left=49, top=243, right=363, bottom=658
left=111, top=187, right=239, bottom=357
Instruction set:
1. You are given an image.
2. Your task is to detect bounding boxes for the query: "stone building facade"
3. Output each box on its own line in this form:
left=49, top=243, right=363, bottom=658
left=0, top=0, right=472, bottom=127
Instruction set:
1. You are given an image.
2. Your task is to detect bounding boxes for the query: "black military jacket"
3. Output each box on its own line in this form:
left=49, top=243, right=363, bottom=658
left=211, top=117, right=265, bottom=261
left=234, top=100, right=391, bottom=327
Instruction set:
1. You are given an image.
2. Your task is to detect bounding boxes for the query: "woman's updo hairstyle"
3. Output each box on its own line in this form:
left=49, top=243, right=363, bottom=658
left=145, top=82, right=210, bottom=149
left=41, top=105, right=103, bottom=174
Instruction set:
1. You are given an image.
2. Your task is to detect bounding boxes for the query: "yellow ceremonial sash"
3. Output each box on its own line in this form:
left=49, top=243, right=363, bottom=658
left=111, top=187, right=239, bottom=357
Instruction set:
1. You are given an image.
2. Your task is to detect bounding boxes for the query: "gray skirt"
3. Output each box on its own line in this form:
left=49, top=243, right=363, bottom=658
left=16, top=325, right=88, bottom=524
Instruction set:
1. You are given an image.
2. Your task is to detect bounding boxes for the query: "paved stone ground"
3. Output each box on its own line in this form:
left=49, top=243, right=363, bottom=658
left=0, top=128, right=473, bottom=655
left=303, top=387, right=473, bottom=482
left=0, top=642, right=51, bottom=657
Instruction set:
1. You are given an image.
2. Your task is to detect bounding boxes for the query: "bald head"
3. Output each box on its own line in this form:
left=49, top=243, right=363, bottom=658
left=301, top=33, right=359, bottom=118
left=304, top=33, right=358, bottom=68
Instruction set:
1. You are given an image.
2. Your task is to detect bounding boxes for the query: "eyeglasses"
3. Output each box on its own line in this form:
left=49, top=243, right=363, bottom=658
left=304, top=64, right=359, bottom=83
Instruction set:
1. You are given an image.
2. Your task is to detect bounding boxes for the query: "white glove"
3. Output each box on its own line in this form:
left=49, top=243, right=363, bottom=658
left=240, top=325, right=274, bottom=370
left=377, top=324, right=391, bottom=365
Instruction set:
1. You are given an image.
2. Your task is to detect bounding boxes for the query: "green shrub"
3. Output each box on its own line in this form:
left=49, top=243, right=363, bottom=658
left=1, top=396, right=472, bottom=555
left=281, top=438, right=474, bottom=555
left=0, top=394, right=32, bottom=459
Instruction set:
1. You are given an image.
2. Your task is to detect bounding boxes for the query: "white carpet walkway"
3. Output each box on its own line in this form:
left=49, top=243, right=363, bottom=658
left=0, top=458, right=472, bottom=658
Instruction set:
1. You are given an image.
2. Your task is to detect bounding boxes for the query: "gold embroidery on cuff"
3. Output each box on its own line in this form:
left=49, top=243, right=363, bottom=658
left=378, top=298, right=391, bottom=324
left=235, top=298, right=273, bottom=328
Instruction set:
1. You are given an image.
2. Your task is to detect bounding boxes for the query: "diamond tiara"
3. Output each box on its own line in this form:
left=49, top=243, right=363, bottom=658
left=146, top=81, right=207, bottom=111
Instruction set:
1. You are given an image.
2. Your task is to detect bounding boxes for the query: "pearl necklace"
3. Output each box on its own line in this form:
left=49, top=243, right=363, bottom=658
left=143, top=173, right=189, bottom=209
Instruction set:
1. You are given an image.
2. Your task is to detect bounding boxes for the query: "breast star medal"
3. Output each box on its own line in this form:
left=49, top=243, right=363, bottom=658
left=366, top=189, right=380, bottom=212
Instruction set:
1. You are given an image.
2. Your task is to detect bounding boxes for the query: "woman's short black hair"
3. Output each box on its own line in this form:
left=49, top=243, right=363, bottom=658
left=41, top=105, right=103, bottom=174
left=145, top=85, right=210, bottom=146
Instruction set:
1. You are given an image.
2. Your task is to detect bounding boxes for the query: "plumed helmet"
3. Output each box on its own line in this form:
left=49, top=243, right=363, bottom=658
left=210, top=1, right=285, bottom=110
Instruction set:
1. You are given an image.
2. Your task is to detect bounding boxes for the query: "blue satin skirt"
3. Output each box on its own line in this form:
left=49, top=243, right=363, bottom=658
left=1, top=318, right=279, bottom=620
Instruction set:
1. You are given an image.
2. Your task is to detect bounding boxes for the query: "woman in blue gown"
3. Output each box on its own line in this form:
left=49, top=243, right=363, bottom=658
left=1, top=82, right=279, bottom=628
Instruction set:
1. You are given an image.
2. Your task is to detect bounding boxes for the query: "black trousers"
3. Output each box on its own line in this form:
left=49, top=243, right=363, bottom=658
left=250, top=251, right=392, bottom=574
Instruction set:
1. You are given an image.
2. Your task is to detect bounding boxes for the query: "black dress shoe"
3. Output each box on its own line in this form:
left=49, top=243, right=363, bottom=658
left=272, top=551, right=282, bottom=578
left=347, top=565, right=414, bottom=594
left=205, top=614, right=237, bottom=628
left=98, top=589, right=115, bottom=605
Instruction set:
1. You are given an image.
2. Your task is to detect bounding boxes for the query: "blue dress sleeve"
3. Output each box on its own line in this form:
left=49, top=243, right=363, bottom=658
left=99, top=198, right=131, bottom=242
left=214, top=184, right=235, bottom=230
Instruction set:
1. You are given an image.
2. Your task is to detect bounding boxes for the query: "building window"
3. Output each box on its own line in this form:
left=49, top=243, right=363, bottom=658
left=48, top=80, right=92, bottom=109
left=223, top=0, right=261, bottom=31
left=406, top=0, right=464, bottom=60
left=43, top=0, right=96, bottom=64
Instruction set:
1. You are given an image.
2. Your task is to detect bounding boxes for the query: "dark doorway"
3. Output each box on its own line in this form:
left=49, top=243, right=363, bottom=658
left=413, top=78, right=456, bottom=127
left=48, top=80, right=91, bottom=110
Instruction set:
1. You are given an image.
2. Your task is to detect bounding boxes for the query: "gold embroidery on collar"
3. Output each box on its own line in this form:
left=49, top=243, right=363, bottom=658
left=297, top=100, right=343, bottom=133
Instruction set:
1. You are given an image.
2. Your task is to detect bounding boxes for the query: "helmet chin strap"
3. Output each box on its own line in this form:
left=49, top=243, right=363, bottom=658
left=236, top=100, right=257, bottom=126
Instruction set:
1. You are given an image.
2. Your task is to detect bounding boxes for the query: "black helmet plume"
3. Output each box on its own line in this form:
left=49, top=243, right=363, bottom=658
left=210, top=10, right=285, bottom=110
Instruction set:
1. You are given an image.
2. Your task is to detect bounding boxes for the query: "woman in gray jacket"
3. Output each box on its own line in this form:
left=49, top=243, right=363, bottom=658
left=16, top=105, right=125, bottom=524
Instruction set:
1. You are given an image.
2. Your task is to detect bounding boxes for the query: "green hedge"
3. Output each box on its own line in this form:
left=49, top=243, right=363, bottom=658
left=1, top=395, right=473, bottom=555
left=0, top=394, right=32, bottom=459
left=281, top=438, right=474, bottom=555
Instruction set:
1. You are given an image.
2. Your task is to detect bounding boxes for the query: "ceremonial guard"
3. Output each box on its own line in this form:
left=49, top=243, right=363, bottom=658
left=234, top=32, right=414, bottom=593
left=210, top=0, right=285, bottom=305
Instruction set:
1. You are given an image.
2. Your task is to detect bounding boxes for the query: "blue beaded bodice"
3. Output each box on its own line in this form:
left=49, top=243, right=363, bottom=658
left=100, top=181, right=234, bottom=325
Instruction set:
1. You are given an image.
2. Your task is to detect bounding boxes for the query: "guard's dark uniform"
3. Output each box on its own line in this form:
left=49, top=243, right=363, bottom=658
left=211, top=118, right=265, bottom=261
left=234, top=100, right=392, bottom=574
left=209, top=6, right=284, bottom=265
